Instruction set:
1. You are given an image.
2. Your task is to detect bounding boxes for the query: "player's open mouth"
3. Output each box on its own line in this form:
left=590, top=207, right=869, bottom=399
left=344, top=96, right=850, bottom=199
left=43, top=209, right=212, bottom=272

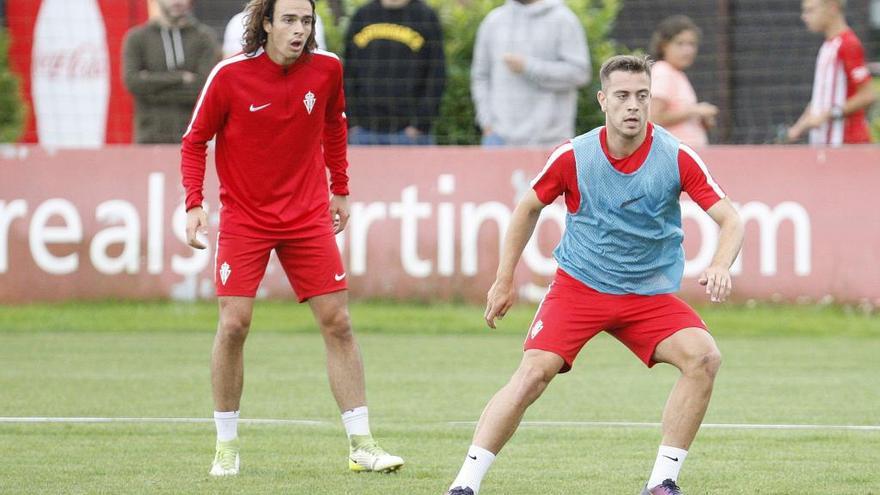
left=291, top=40, right=303, bottom=50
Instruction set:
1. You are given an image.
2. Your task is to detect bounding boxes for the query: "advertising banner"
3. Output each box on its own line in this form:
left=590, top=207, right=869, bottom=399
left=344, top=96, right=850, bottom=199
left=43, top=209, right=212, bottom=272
left=6, top=0, right=148, bottom=145
left=1, top=145, right=878, bottom=304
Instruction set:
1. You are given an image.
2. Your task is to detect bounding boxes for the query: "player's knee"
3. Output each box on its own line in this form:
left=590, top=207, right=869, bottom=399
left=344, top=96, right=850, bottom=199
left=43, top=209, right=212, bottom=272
left=690, top=348, right=722, bottom=379
left=318, top=310, right=353, bottom=340
left=218, top=313, right=251, bottom=343
left=703, top=349, right=722, bottom=377
left=512, top=363, right=554, bottom=404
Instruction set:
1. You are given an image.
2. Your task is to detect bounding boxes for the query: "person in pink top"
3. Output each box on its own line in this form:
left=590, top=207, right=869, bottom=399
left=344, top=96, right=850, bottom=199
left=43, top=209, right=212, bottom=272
left=648, top=15, right=717, bottom=147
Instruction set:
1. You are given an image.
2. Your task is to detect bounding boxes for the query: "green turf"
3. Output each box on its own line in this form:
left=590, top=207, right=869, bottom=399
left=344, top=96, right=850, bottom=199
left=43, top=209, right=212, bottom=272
left=1, top=302, right=879, bottom=494
left=1, top=299, right=878, bottom=337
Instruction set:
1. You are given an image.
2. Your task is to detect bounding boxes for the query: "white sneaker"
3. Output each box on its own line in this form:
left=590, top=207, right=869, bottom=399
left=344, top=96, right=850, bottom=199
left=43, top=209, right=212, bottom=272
left=209, top=438, right=240, bottom=476
left=348, top=435, right=404, bottom=473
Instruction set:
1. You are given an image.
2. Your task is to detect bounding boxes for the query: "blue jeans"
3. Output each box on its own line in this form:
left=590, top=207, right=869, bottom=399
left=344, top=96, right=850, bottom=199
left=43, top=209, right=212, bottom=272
left=481, top=133, right=506, bottom=147
left=348, top=127, right=435, bottom=146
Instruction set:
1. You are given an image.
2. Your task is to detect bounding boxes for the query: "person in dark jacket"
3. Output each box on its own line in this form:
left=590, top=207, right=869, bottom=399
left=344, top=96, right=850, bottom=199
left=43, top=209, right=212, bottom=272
left=343, top=0, right=446, bottom=145
left=123, top=0, right=220, bottom=143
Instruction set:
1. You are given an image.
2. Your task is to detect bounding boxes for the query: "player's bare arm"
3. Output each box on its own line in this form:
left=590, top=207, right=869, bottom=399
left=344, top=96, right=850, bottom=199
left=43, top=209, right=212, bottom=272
left=651, top=99, right=718, bottom=128
left=787, top=80, right=875, bottom=141
left=185, top=206, right=209, bottom=250
left=843, top=81, right=877, bottom=117
left=698, top=198, right=744, bottom=303
left=786, top=105, right=813, bottom=142
left=485, top=190, right=546, bottom=328
left=329, top=194, right=350, bottom=234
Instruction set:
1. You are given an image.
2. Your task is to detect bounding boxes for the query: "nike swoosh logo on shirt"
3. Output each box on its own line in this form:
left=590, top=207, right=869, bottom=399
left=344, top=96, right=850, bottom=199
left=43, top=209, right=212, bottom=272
left=334, top=272, right=346, bottom=281
left=620, top=194, right=646, bottom=208
left=249, top=103, right=271, bottom=112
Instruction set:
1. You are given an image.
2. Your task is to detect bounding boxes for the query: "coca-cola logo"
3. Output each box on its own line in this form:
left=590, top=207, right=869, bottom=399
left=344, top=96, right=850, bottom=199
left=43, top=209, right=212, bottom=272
left=33, top=43, right=108, bottom=80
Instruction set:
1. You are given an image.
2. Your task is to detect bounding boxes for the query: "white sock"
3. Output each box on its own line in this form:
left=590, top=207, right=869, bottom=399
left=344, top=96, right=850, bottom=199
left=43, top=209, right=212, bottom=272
left=647, top=445, right=688, bottom=488
left=214, top=410, right=239, bottom=442
left=341, top=406, right=371, bottom=438
left=450, top=445, right=496, bottom=494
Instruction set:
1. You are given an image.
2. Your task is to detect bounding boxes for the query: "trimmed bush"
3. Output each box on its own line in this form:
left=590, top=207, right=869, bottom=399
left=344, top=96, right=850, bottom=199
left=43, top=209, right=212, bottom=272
left=0, top=28, right=26, bottom=143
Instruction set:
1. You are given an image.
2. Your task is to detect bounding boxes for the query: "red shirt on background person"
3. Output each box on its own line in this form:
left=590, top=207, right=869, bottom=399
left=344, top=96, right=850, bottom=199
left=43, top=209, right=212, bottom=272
left=787, top=0, right=876, bottom=146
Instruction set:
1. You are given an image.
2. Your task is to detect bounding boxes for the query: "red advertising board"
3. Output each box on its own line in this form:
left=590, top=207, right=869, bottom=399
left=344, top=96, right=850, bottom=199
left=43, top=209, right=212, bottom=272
left=1, top=145, right=878, bottom=304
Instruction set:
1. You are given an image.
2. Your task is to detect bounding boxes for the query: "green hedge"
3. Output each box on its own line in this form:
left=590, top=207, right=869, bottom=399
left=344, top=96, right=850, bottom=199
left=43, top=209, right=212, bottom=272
left=323, top=0, right=622, bottom=144
left=0, top=28, right=25, bottom=143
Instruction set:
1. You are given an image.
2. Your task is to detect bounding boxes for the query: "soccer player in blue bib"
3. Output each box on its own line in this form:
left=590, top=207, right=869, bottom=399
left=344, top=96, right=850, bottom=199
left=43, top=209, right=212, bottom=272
left=445, top=55, right=744, bottom=495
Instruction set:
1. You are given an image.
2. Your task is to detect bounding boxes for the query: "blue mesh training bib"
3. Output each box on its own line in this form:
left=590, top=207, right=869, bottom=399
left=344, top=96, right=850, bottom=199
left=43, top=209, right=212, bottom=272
left=554, top=125, right=684, bottom=295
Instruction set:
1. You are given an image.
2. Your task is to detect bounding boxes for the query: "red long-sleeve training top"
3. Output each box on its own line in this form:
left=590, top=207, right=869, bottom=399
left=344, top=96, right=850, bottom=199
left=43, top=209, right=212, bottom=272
left=181, top=48, right=349, bottom=239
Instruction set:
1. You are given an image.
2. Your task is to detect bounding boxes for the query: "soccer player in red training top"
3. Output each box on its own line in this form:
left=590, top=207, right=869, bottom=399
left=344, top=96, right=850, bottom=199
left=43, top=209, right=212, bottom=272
left=444, top=55, right=744, bottom=495
left=180, top=0, right=403, bottom=477
left=786, top=0, right=876, bottom=146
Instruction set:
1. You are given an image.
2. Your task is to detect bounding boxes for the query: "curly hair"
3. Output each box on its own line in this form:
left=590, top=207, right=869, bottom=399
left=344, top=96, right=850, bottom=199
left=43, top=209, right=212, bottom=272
left=241, top=0, right=317, bottom=55
left=649, top=15, right=701, bottom=62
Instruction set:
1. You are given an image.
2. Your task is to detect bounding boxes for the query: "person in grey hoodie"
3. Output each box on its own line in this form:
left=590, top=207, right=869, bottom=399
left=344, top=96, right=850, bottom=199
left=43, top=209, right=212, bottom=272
left=471, top=0, right=590, bottom=147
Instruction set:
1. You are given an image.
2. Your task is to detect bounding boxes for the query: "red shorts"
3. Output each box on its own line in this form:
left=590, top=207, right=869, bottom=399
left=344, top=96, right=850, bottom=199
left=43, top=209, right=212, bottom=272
left=524, top=268, right=707, bottom=373
left=214, top=232, right=347, bottom=302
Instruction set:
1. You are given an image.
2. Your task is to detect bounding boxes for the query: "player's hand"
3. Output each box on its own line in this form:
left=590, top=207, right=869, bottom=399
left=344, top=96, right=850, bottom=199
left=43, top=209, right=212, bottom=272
left=484, top=278, right=516, bottom=329
left=802, top=111, right=830, bottom=130
left=185, top=206, right=208, bottom=250
left=701, top=112, right=717, bottom=129
left=698, top=265, right=732, bottom=303
left=330, top=195, right=350, bottom=234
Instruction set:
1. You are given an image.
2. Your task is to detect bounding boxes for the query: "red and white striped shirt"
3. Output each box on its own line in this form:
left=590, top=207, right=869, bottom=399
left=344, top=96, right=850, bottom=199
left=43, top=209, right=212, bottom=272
left=532, top=123, right=724, bottom=213
left=808, top=29, right=872, bottom=146
left=181, top=49, right=349, bottom=239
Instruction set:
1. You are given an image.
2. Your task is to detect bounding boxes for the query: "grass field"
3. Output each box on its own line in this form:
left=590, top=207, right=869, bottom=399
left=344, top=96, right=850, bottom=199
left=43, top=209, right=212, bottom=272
left=1, top=301, right=879, bottom=494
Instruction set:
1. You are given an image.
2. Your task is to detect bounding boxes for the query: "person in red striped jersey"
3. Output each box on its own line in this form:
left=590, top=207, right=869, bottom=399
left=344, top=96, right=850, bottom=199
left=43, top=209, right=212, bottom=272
left=786, top=0, right=876, bottom=146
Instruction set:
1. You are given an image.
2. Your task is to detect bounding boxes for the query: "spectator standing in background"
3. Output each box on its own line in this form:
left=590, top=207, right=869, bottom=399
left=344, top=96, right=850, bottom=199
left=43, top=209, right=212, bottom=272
left=343, top=0, right=446, bottom=145
left=648, top=15, right=717, bottom=147
left=223, top=4, right=326, bottom=57
left=787, top=0, right=876, bottom=145
left=471, top=0, right=590, bottom=147
left=123, top=0, right=219, bottom=143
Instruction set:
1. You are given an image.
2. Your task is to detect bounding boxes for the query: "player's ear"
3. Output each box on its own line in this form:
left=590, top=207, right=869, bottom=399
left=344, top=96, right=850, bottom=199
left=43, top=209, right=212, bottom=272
left=597, top=91, right=607, bottom=112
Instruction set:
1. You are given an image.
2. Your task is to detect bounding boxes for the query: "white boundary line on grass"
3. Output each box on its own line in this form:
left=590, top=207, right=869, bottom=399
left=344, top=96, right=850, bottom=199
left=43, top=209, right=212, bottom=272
left=1, top=417, right=878, bottom=431
left=0, top=417, right=327, bottom=426
left=448, top=420, right=880, bottom=432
